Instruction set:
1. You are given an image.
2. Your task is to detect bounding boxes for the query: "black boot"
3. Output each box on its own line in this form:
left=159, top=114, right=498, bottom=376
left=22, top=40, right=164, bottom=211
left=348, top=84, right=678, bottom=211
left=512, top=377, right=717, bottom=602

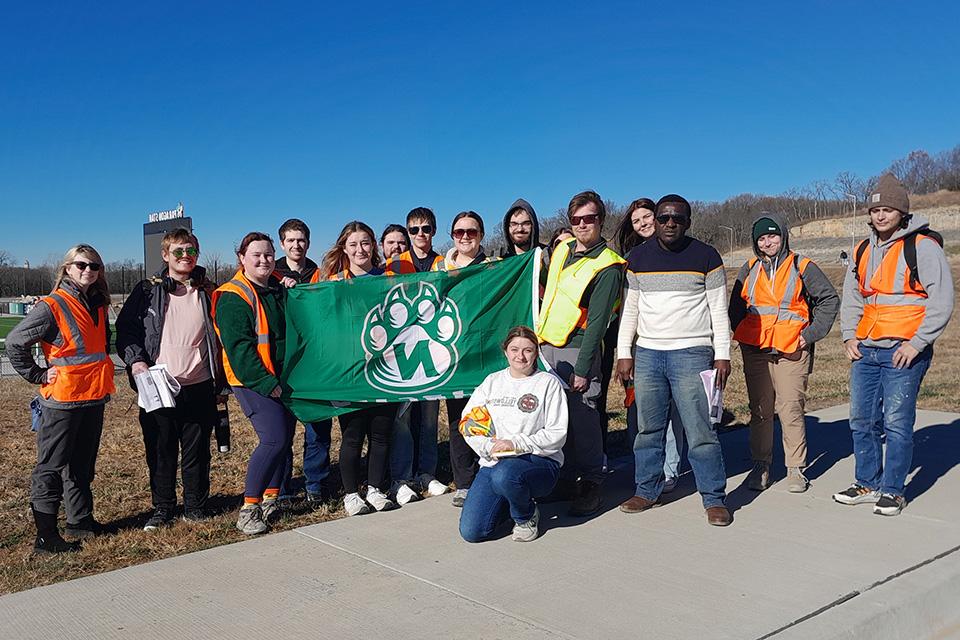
left=32, top=506, right=81, bottom=555
left=569, top=480, right=603, bottom=517
left=65, top=514, right=102, bottom=540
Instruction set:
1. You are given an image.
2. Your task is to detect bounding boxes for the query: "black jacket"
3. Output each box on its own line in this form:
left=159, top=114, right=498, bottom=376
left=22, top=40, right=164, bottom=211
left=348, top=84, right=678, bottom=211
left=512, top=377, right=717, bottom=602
left=115, top=266, right=227, bottom=393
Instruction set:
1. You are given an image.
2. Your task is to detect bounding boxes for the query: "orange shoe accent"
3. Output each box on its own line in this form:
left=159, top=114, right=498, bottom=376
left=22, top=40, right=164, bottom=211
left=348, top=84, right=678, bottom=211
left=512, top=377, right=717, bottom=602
left=244, top=496, right=262, bottom=505
left=263, top=488, right=280, bottom=499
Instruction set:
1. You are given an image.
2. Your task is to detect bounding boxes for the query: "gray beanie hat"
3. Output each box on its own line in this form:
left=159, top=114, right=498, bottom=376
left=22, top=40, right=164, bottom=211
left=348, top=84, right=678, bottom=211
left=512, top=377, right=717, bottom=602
left=868, top=174, right=910, bottom=214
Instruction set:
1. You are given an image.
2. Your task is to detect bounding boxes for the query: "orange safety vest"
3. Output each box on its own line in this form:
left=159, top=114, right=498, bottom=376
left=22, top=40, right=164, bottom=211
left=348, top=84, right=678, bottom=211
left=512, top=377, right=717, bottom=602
left=732, top=253, right=811, bottom=353
left=855, top=237, right=929, bottom=342
left=308, top=270, right=321, bottom=283
left=385, top=251, right=443, bottom=275
left=39, top=289, right=115, bottom=402
left=212, top=270, right=275, bottom=387
left=536, top=240, right=625, bottom=347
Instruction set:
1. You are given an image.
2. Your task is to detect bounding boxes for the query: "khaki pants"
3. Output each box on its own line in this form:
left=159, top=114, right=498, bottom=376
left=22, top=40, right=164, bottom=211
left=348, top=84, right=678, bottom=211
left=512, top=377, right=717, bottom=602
left=741, top=344, right=809, bottom=468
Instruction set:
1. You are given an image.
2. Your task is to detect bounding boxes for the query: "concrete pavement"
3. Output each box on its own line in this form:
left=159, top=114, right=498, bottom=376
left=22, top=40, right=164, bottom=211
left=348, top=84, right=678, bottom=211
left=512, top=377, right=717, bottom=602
left=1, top=404, right=959, bottom=639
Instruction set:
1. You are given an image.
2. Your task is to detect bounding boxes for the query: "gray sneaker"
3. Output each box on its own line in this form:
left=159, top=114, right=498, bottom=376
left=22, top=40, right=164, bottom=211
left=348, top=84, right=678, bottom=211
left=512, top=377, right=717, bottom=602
left=451, top=489, right=468, bottom=508
left=833, top=484, right=881, bottom=505
left=747, top=462, right=771, bottom=491
left=260, top=498, right=279, bottom=522
left=786, top=467, right=809, bottom=493
left=236, top=505, right=268, bottom=535
left=512, top=507, right=540, bottom=542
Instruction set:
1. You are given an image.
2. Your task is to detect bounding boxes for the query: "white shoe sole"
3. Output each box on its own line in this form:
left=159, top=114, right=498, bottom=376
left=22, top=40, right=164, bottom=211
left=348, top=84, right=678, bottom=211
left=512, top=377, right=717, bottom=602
left=425, top=482, right=450, bottom=497
left=833, top=493, right=880, bottom=505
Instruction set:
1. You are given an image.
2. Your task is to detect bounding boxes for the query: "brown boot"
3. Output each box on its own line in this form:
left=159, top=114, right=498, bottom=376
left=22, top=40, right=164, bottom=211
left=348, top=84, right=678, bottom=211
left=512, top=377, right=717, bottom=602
left=619, top=495, right=658, bottom=514
left=706, top=506, right=732, bottom=527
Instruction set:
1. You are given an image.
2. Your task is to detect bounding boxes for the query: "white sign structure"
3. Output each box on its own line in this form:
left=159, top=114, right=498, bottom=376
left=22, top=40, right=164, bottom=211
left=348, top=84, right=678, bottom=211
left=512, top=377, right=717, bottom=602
left=147, top=203, right=185, bottom=223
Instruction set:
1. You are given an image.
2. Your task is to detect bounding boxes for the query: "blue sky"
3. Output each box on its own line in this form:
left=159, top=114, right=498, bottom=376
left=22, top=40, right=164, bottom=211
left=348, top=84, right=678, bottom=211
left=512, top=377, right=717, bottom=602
left=2, top=2, right=958, bottom=264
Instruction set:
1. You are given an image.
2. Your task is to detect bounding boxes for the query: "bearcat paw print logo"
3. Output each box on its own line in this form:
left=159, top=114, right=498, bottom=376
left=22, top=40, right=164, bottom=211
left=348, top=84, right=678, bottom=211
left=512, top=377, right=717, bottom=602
left=361, top=282, right=462, bottom=393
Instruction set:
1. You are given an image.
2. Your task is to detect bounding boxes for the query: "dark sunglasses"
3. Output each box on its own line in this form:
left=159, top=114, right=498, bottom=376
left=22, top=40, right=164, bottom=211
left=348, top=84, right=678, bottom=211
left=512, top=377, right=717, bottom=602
left=570, top=213, right=600, bottom=227
left=656, top=213, right=689, bottom=225
left=408, top=225, right=433, bottom=236
left=171, top=247, right=199, bottom=258
left=452, top=228, right=480, bottom=240
left=71, top=261, right=101, bottom=272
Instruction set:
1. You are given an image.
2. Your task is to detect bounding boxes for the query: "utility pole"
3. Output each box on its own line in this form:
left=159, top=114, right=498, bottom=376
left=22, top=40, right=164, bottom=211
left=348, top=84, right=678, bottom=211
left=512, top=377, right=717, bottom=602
left=719, top=225, right=735, bottom=256
left=844, top=193, right=857, bottom=257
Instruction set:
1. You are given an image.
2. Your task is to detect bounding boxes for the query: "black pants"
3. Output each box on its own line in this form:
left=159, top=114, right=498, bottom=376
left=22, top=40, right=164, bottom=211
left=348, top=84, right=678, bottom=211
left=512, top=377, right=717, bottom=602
left=139, top=379, right=216, bottom=510
left=31, top=403, right=104, bottom=521
left=339, top=403, right=395, bottom=494
left=446, top=397, right=478, bottom=490
left=597, top=320, right=619, bottom=453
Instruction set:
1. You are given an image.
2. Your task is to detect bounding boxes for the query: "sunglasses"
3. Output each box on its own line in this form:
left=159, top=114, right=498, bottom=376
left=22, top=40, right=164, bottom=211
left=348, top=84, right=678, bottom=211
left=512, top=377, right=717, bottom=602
left=656, top=213, right=689, bottom=225
left=408, top=225, right=433, bottom=236
left=452, top=228, right=480, bottom=240
left=71, top=261, right=101, bottom=272
left=570, top=213, right=600, bottom=227
left=171, top=247, right=199, bottom=258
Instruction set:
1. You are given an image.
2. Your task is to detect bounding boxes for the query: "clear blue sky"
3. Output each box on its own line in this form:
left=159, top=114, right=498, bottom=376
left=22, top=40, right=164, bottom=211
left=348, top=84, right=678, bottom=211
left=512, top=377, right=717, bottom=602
left=2, top=2, right=958, bottom=265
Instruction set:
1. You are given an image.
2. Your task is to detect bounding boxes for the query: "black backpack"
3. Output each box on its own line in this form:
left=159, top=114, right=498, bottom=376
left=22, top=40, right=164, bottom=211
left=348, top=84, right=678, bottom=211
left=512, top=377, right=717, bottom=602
left=853, top=228, right=943, bottom=290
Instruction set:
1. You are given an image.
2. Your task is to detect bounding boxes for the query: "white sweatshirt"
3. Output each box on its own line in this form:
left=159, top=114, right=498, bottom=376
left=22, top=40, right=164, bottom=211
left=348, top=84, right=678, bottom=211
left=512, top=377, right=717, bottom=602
left=461, top=369, right=568, bottom=467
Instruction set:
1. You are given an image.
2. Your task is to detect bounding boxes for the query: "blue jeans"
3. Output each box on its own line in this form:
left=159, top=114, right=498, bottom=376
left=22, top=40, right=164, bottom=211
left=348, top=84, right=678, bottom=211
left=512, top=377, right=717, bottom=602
left=633, top=346, right=727, bottom=508
left=849, top=345, right=932, bottom=496
left=303, top=420, right=332, bottom=494
left=459, top=455, right=560, bottom=543
left=390, top=400, right=440, bottom=482
left=628, top=401, right=685, bottom=479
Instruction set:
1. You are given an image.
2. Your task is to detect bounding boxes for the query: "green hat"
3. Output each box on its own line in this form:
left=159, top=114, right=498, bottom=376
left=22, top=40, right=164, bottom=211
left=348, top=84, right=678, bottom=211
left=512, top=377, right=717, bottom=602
left=752, top=217, right=781, bottom=242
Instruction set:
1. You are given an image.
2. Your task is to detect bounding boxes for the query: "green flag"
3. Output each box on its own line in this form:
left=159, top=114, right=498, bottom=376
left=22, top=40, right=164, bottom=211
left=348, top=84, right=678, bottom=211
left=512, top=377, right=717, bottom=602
left=281, top=250, right=538, bottom=422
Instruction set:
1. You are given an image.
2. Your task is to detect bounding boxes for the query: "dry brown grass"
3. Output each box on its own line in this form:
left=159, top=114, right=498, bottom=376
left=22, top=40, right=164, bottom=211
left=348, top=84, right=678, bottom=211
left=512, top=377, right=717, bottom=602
left=1, top=261, right=957, bottom=595
left=911, top=190, right=960, bottom=209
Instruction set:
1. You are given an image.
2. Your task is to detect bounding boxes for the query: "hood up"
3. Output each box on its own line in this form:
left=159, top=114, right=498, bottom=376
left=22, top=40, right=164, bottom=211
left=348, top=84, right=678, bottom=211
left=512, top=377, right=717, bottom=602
left=500, top=198, right=542, bottom=257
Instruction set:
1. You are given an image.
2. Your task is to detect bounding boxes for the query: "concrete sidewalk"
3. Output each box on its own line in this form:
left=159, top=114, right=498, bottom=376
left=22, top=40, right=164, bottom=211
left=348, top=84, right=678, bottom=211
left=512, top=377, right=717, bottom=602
left=2, top=405, right=959, bottom=639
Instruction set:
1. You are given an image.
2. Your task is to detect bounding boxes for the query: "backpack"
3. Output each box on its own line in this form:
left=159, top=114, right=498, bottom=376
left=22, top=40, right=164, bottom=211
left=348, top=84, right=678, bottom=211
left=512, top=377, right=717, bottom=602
left=853, top=228, right=944, bottom=290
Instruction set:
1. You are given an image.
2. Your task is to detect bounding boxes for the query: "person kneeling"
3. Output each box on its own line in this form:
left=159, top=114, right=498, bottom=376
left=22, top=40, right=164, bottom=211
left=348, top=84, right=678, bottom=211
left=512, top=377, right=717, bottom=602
left=458, top=327, right=568, bottom=543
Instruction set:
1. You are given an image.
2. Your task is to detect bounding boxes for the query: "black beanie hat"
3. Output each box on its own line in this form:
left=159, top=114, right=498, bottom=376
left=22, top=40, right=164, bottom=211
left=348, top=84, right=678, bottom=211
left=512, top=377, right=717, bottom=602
left=752, top=216, right=781, bottom=242
left=656, top=194, right=691, bottom=217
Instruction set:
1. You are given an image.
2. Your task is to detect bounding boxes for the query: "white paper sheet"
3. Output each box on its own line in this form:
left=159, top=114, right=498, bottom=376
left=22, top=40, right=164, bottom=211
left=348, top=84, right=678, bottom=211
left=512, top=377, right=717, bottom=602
left=699, top=368, right=724, bottom=425
left=134, top=364, right=181, bottom=412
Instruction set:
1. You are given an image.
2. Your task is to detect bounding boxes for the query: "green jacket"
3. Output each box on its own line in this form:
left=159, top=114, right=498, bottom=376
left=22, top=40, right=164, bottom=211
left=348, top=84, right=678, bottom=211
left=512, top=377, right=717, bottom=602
left=215, top=280, right=286, bottom=396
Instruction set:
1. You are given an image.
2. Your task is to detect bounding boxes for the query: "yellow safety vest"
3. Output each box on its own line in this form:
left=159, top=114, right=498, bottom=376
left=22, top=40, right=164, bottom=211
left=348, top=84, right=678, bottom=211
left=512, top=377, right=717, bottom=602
left=536, top=240, right=625, bottom=346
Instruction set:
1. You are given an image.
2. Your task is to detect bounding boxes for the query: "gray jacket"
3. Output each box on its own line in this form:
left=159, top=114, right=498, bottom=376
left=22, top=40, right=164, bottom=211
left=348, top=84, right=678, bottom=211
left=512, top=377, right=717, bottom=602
left=840, top=214, right=954, bottom=351
left=729, top=212, right=840, bottom=352
left=5, top=279, right=112, bottom=409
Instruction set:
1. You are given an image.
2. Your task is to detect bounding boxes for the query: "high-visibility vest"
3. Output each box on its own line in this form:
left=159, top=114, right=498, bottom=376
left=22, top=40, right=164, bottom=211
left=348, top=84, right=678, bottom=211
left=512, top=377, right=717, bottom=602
left=39, top=289, right=115, bottom=402
left=308, top=270, right=321, bottom=283
left=855, top=237, right=929, bottom=341
left=212, top=270, right=275, bottom=387
left=732, top=253, right=811, bottom=352
left=385, top=251, right=443, bottom=275
left=536, top=240, right=625, bottom=347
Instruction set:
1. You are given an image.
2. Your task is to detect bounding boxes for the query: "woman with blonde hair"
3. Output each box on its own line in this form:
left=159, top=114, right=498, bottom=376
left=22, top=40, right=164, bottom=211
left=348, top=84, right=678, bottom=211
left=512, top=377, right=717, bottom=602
left=323, top=221, right=397, bottom=516
left=6, top=244, right=115, bottom=554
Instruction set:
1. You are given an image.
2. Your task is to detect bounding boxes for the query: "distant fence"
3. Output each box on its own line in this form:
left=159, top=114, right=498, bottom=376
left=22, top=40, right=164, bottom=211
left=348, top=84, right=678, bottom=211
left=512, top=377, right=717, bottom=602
left=0, top=340, right=125, bottom=377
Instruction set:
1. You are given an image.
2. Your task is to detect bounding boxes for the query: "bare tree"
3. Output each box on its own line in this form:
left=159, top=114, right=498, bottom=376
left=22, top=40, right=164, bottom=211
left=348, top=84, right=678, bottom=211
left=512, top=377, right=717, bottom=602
left=0, top=249, right=14, bottom=267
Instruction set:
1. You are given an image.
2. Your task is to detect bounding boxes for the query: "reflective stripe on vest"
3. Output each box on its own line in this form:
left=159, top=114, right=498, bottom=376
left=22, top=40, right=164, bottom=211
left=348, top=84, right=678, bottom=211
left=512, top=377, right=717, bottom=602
left=39, top=289, right=115, bottom=402
left=212, top=270, right=275, bottom=387
left=732, top=253, right=810, bottom=352
left=855, top=238, right=928, bottom=341
left=536, top=240, right=625, bottom=347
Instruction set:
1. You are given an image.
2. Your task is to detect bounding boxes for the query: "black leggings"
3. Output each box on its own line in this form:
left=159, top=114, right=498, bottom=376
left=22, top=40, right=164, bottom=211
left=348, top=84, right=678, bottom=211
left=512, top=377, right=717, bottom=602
left=446, top=397, right=479, bottom=490
left=339, top=404, right=395, bottom=494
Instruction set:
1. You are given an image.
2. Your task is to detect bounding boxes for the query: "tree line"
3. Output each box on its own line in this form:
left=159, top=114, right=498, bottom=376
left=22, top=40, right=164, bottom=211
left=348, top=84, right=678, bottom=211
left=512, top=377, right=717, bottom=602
left=2, top=144, right=958, bottom=297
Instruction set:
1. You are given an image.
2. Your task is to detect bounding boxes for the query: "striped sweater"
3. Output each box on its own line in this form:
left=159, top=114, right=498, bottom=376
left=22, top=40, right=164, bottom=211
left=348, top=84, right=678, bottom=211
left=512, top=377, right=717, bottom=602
left=616, top=236, right=731, bottom=360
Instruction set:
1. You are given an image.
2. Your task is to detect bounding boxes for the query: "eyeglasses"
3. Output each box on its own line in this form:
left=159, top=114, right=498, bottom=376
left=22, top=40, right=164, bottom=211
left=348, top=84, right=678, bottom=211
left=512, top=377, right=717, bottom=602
left=509, top=221, right=532, bottom=229
left=570, top=213, right=600, bottom=227
left=452, top=228, right=480, bottom=240
left=71, top=261, right=101, bottom=272
left=171, top=247, right=199, bottom=258
left=408, top=225, right=433, bottom=236
left=656, top=213, right=688, bottom=225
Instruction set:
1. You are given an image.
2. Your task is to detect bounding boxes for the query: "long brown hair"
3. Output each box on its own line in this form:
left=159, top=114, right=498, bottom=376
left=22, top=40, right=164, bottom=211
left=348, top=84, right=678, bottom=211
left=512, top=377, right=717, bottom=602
left=321, top=221, right=381, bottom=277
left=52, top=244, right=110, bottom=306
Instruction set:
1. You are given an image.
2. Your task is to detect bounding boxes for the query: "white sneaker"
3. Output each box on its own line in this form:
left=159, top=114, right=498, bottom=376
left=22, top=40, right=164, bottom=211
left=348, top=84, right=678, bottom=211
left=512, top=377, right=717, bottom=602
left=394, top=483, right=421, bottom=506
left=366, top=487, right=397, bottom=512
left=344, top=492, right=372, bottom=516
left=418, top=474, right=450, bottom=497
left=512, top=507, right=540, bottom=542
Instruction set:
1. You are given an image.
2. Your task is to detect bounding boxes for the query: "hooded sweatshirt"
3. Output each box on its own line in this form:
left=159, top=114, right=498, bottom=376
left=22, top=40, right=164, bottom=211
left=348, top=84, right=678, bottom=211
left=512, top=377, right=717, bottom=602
left=500, top=199, right=546, bottom=258
left=729, top=213, right=840, bottom=349
left=840, top=214, right=954, bottom=351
